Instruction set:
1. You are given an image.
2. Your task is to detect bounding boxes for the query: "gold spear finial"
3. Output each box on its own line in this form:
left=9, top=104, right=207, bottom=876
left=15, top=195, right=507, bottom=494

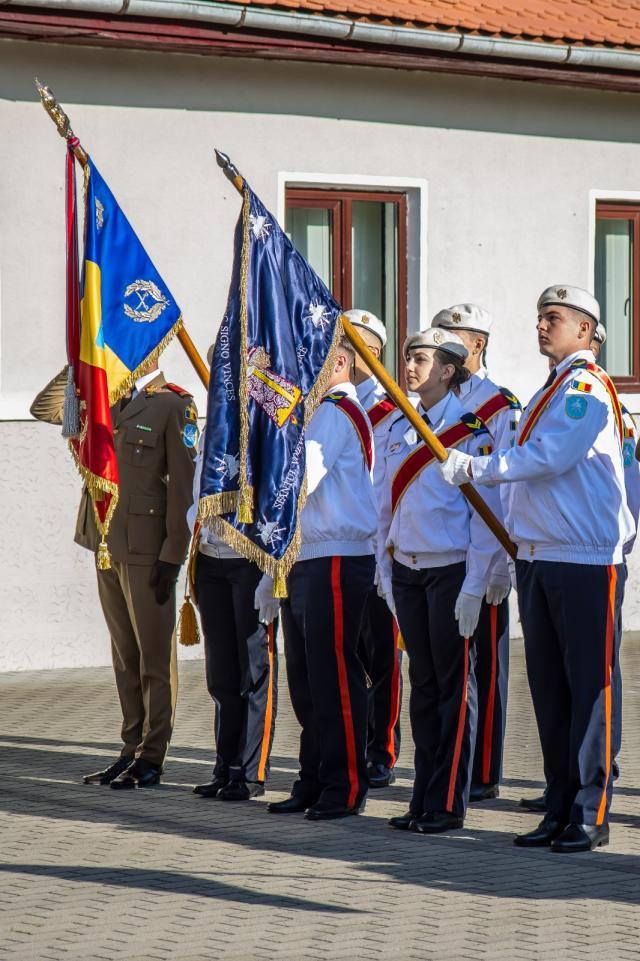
left=35, top=78, right=88, bottom=165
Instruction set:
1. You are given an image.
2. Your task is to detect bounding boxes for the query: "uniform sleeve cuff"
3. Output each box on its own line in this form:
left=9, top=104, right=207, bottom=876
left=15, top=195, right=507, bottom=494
left=461, top=575, right=485, bottom=598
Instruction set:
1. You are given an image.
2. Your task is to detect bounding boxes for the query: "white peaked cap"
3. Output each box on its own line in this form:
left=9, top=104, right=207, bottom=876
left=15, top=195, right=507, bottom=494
left=403, top=327, right=468, bottom=363
left=343, top=308, right=387, bottom=348
left=537, top=285, right=600, bottom=323
left=431, top=303, right=493, bottom=336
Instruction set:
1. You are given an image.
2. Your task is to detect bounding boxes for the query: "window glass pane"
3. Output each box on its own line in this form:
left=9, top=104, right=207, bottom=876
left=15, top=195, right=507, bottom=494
left=285, top=207, right=333, bottom=291
left=351, top=201, right=399, bottom=377
left=595, top=217, right=633, bottom=377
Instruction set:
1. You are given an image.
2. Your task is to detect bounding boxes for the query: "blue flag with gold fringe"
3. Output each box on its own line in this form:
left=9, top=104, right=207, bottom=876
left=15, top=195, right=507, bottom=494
left=199, top=181, right=343, bottom=595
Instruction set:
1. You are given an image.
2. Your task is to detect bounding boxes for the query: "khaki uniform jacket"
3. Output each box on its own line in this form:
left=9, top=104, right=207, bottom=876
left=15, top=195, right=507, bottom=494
left=31, top=369, right=197, bottom=566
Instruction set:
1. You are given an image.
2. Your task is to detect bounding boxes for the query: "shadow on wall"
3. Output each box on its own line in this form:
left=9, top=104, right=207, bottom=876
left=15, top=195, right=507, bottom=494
left=3, top=40, right=640, bottom=145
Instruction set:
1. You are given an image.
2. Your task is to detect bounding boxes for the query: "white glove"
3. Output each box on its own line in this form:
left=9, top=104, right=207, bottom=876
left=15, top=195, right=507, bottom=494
left=438, top=449, right=473, bottom=486
left=486, top=578, right=511, bottom=606
left=455, top=591, right=483, bottom=638
left=508, top=559, right=517, bottom=592
left=254, top=574, right=280, bottom=625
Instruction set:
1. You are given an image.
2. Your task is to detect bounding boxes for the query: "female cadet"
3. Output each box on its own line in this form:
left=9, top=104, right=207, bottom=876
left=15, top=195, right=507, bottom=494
left=377, top=328, right=502, bottom=835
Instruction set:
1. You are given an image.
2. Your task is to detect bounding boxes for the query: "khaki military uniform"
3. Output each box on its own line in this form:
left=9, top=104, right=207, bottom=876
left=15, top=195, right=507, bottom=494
left=31, top=369, right=197, bottom=766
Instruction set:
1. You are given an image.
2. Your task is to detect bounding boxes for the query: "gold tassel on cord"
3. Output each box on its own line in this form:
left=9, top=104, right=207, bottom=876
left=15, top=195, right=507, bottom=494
left=96, top=536, right=111, bottom=571
left=237, top=485, right=254, bottom=525
left=178, top=594, right=200, bottom=647
left=273, top=570, right=287, bottom=598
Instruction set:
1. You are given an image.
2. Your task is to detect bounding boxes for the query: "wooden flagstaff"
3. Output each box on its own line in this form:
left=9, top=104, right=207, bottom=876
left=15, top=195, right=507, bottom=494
left=36, top=79, right=210, bottom=390
left=215, top=147, right=516, bottom=560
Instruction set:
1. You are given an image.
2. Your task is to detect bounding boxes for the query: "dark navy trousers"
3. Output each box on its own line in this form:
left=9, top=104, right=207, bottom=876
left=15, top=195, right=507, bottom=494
left=357, top=588, right=402, bottom=769
left=472, top=598, right=509, bottom=787
left=195, top=554, right=278, bottom=784
left=392, top=560, right=477, bottom=819
left=281, top=554, right=375, bottom=809
left=516, top=559, right=625, bottom=826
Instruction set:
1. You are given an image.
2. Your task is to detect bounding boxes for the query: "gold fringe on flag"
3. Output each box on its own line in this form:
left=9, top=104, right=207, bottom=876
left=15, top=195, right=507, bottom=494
left=236, top=186, right=253, bottom=524
left=107, top=315, right=185, bottom=406
left=69, top=445, right=119, bottom=571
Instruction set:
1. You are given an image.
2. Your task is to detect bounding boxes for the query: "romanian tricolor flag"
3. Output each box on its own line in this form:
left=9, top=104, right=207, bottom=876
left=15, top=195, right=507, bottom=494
left=67, top=154, right=182, bottom=567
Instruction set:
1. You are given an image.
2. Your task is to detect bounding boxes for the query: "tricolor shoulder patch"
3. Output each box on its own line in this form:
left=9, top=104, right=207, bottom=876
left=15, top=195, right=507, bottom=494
left=571, top=380, right=592, bottom=393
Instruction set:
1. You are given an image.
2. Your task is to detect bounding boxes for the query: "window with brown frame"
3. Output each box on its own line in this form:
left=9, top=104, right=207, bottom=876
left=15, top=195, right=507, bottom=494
left=595, top=202, right=640, bottom=391
left=285, top=188, right=407, bottom=380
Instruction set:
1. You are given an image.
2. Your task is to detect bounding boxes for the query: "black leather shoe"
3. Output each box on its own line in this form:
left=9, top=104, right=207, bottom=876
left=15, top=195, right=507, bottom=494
left=218, top=779, right=264, bottom=801
left=367, top=762, right=396, bottom=788
left=193, top=776, right=229, bottom=797
left=110, top=758, right=161, bottom=789
left=267, top=795, right=313, bottom=814
left=519, top=793, right=547, bottom=813
left=83, top=755, right=133, bottom=785
left=388, top=811, right=418, bottom=831
left=551, top=822, right=609, bottom=853
left=305, top=801, right=364, bottom=821
left=513, top=817, right=565, bottom=847
left=469, top=783, right=499, bottom=802
left=409, top=811, right=464, bottom=834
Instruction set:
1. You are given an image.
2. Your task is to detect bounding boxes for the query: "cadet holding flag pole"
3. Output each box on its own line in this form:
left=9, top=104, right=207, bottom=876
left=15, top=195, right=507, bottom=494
left=439, top=286, right=634, bottom=852
left=431, top=305, right=522, bottom=803
left=31, top=82, right=198, bottom=788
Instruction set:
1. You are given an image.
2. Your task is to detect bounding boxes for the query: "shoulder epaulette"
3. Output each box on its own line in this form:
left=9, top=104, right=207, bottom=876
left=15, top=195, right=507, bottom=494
left=498, top=386, right=522, bottom=410
left=460, top=411, right=490, bottom=437
left=163, top=382, right=192, bottom=397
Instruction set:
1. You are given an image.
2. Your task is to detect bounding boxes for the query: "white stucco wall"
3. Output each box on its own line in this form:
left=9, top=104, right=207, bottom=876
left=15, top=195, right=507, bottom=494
left=2, top=39, right=640, bottom=670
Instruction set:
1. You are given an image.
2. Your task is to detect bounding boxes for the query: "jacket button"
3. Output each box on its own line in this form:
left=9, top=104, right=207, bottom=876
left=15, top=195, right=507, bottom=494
left=150, top=508, right=155, bottom=514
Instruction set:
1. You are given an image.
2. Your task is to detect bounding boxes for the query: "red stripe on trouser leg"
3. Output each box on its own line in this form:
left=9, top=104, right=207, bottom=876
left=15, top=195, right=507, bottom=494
left=384, top=620, right=401, bottom=767
left=331, top=556, right=359, bottom=809
left=596, top=565, right=616, bottom=826
left=447, top=637, right=470, bottom=813
left=481, top=604, right=498, bottom=784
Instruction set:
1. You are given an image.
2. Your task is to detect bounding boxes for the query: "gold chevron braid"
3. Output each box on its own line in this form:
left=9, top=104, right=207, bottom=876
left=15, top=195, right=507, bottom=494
left=35, top=79, right=88, bottom=165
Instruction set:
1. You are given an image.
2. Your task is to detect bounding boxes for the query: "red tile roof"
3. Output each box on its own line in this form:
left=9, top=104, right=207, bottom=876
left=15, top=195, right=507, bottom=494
left=237, top=1, right=640, bottom=49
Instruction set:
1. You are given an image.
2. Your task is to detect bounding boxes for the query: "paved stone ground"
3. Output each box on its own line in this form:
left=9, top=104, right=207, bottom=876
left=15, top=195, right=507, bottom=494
left=1, top=639, right=639, bottom=961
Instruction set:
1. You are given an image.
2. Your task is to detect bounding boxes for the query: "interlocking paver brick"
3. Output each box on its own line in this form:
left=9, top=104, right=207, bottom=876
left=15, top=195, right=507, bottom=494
left=1, top=639, right=639, bottom=960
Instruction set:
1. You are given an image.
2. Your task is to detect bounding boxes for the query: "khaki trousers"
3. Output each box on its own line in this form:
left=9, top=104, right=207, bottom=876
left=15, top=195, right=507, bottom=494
left=97, top=562, right=178, bottom=767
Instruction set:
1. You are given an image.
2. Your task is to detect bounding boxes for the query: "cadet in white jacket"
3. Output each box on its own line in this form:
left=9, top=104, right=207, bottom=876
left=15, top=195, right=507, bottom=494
left=268, top=335, right=377, bottom=821
left=440, top=285, right=634, bottom=853
left=345, top=309, right=402, bottom=790
left=378, top=328, right=502, bottom=835
left=431, top=304, right=521, bottom=804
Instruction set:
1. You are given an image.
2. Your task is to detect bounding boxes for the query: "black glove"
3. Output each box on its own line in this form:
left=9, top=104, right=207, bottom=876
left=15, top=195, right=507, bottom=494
left=149, top=560, right=180, bottom=605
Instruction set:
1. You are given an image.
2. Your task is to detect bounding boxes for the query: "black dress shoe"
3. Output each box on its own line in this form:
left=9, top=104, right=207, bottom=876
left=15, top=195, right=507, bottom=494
left=305, top=800, right=364, bottom=821
left=267, top=795, right=314, bottom=814
left=388, top=811, right=418, bottom=831
left=513, top=817, right=565, bottom=847
left=409, top=811, right=464, bottom=834
left=110, top=758, right=161, bottom=790
left=83, top=755, right=134, bottom=785
left=218, top=779, right=264, bottom=801
left=469, top=783, right=499, bottom=802
left=193, top=776, right=229, bottom=797
left=551, top=822, right=609, bottom=853
left=519, top=793, right=547, bottom=813
left=367, top=762, right=396, bottom=789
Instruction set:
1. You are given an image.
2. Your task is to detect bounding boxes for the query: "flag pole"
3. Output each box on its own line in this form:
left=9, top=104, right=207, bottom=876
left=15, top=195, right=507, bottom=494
left=215, top=147, right=516, bottom=561
left=36, top=80, right=210, bottom=390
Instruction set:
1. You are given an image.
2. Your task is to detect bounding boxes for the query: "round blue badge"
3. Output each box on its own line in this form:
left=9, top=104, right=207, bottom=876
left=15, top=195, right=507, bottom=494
left=183, top=423, right=198, bottom=448
left=565, top=395, right=588, bottom=420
